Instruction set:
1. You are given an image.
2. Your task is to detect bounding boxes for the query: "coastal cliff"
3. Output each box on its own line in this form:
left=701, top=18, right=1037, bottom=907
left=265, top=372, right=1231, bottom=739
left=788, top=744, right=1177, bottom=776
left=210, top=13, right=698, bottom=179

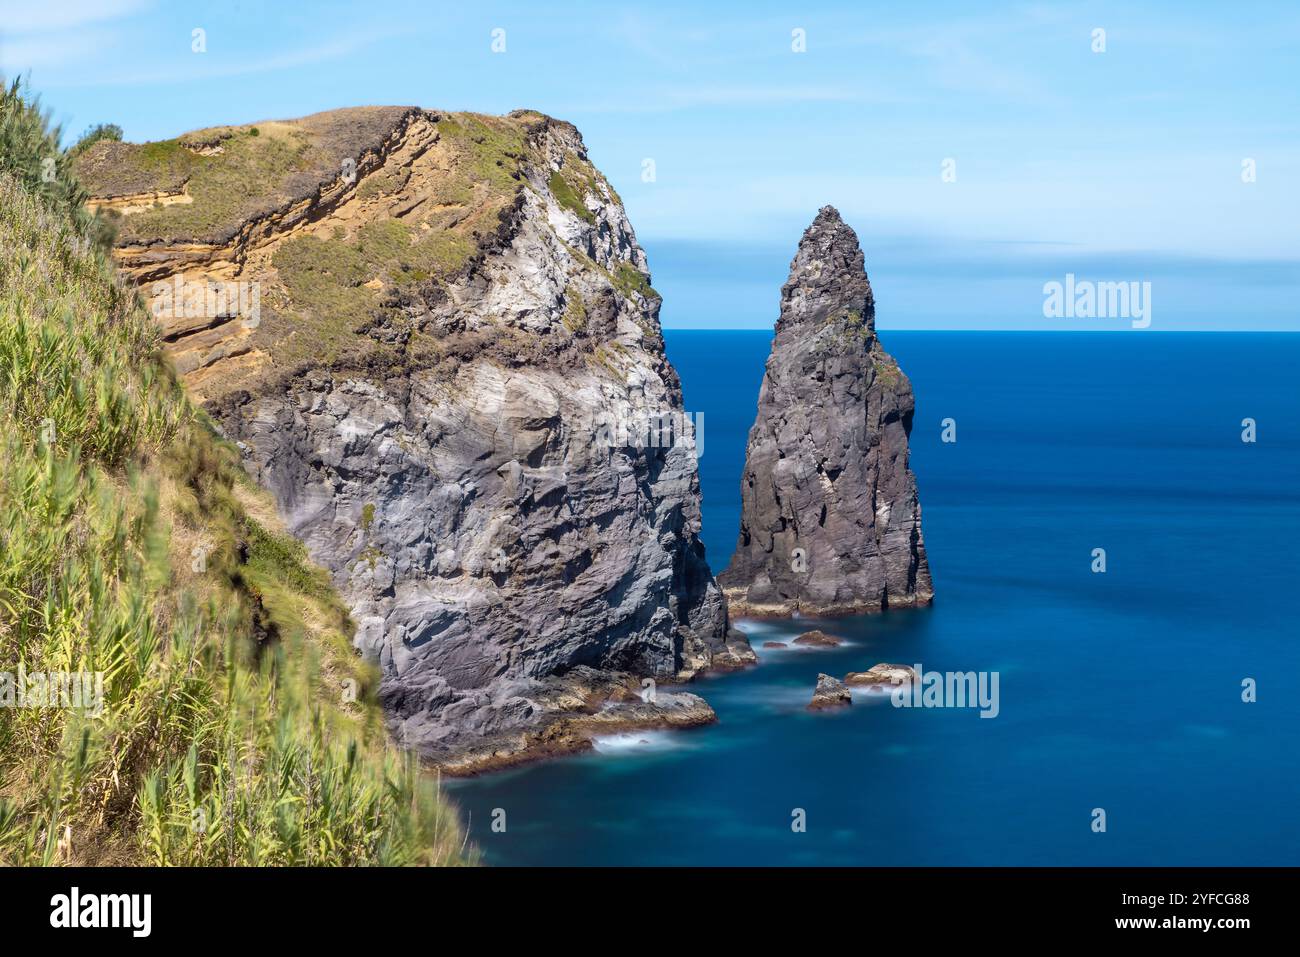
left=718, top=206, right=933, bottom=615
left=78, top=107, right=753, bottom=771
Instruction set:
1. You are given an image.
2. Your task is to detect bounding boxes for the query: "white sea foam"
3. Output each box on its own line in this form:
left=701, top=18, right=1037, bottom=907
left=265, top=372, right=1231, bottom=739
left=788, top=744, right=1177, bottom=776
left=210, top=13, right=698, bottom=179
left=847, top=683, right=895, bottom=702
left=591, top=730, right=680, bottom=754
left=756, top=638, right=852, bottom=656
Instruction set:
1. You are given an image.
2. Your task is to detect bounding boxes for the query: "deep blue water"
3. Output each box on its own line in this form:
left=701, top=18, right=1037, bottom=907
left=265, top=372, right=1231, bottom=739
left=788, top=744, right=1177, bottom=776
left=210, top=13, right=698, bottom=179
left=448, top=332, right=1300, bottom=865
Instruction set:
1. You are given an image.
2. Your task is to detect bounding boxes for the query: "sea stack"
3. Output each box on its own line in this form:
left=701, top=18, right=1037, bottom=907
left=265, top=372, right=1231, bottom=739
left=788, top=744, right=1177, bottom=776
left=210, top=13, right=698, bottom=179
left=719, top=206, right=933, bottom=616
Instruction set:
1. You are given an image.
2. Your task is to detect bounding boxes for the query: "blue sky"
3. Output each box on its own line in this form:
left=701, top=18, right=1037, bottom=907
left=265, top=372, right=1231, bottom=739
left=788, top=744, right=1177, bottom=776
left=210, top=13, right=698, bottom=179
left=3, top=0, right=1298, bottom=330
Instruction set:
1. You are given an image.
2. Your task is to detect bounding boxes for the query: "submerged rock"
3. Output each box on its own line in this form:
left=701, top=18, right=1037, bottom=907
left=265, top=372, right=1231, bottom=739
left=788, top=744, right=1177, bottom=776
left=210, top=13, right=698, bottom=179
left=808, top=673, right=852, bottom=710
left=719, top=206, right=933, bottom=617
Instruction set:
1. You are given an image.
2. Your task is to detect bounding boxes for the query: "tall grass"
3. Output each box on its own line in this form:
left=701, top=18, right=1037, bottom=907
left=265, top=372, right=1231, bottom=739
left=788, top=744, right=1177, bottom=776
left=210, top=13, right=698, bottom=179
left=0, top=78, right=112, bottom=246
left=0, top=83, right=467, bottom=866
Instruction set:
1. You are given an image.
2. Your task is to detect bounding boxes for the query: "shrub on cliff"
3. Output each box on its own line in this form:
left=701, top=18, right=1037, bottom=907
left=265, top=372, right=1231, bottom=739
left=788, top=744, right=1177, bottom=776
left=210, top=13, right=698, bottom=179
left=0, top=78, right=113, bottom=248
left=68, top=123, right=124, bottom=158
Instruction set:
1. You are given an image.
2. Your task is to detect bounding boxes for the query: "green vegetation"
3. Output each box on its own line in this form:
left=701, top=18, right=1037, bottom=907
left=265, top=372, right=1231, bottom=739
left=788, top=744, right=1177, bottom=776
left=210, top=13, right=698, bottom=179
left=78, top=136, right=191, bottom=204
left=561, top=286, right=588, bottom=333
left=831, top=307, right=873, bottom=346
left=0, top=86, right=468, bottom=866
left=871, top=342, right=903, bottom=388
left=611, top=260, right=658, bottom=301
left=0, top=78, right=111, bottom=247
left=244, top=517, right=344, bottom=610
left=269, top=217, right=475, bottom=368
left=357, top=165, right=410, bottom=201
left=588, top=343, right=627, bottom=379
left=107, top=125, right=315, bottom=241
left=272, top=232, right=378, bottom=338
left=434, top=112, right=526, bottom=195
left=546, top=148, right=618, bottom=227
left=548, top=169, right=595, bottom=224
left=71, top=108, right=545, bottom=388
left=68, top=123, right=123, bottom=158
left=67, top=102, right=649, bottom=399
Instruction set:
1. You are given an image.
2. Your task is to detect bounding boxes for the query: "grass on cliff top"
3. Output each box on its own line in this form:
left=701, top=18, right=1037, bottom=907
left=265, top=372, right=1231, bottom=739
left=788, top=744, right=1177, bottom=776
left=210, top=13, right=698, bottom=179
left=75, top=107, right=417, bottom=244
left=260, top=112, right=530, bottom=373
left=434, top=112, right=527, bottom=197
left=0, top=87, right=469, bottom=865
left=81, top=124, right=317, bottom=243
left=76, top=103, right=652, bottom=397
left=81, top=107, right=537, bottom=384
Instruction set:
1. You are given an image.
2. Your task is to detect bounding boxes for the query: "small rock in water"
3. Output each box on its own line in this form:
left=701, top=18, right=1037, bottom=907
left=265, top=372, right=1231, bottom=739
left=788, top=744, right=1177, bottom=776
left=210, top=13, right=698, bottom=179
left=763, top=641, right=788, bottom=649
left=792, top=630, right=842, bottom=647
left=808, top=673, right=852, bottom=711
left=844, top=663, right=917, bottom=686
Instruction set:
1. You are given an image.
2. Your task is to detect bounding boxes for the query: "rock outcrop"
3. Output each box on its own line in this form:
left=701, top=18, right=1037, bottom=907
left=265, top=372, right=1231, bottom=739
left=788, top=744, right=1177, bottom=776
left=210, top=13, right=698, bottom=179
left=434, top=667, right=718, bottom=774
left=808, top=673, right=852, bottom=711
left=80, top=107, right=753, bottom=770
left=844, top=663, right=918, bottom=686
left=791, top=629, right=842, bottom=647
left=719, top=206, right=933, bottom=616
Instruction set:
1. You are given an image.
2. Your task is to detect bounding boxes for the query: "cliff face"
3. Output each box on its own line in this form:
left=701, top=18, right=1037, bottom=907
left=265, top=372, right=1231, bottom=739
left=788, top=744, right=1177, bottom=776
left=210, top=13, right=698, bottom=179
left=718, top=206, right=933, bottom=616
left=80, top=107, right=753, bottom=768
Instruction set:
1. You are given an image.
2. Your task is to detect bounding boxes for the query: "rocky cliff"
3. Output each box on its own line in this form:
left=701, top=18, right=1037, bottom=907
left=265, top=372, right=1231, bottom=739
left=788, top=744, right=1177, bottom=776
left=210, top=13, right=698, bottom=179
left=78, top=106, right=753, bottom=770
left=718, top=206, right=933, bottom=616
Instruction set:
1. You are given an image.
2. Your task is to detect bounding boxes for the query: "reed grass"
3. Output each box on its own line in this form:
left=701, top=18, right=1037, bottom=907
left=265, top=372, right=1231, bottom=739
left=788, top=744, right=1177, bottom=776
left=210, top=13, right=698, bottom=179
left=0, top=80, right=468, bottom=866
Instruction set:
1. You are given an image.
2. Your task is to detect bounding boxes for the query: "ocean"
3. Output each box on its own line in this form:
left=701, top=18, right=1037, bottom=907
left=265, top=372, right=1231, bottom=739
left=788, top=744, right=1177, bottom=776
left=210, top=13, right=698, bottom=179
left=446, top=331, right=1300, bottom=865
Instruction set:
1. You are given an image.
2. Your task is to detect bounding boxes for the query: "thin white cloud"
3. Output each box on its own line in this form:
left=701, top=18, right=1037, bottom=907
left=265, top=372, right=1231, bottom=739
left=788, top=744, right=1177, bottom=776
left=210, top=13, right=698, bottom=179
left=563, top=83, right=914, bottom=115
left=3, top=24, right=396, bottom=89
left=0, top=30, right=112, bottom=71
left=0, top=0, right=148, bottom=73
left=86, top=30, right=395, bottom=87
left=0, top=0, right=150, bottom=33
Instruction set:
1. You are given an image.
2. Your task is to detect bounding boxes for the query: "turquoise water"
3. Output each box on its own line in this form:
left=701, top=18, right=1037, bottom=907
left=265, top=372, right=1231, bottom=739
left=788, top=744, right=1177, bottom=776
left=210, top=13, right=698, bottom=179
left=447, top=332, right=1300, bottom=865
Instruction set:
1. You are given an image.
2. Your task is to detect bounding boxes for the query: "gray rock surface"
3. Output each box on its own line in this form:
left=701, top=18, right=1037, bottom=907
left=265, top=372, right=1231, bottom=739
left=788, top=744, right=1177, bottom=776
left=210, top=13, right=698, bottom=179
left=844, top=663, right=918, bottom=686
left=206, top=116, right=753, bottom=766
left=719, top=206, right=933, bottom=616
left=808, top=673, right=852, bottom=710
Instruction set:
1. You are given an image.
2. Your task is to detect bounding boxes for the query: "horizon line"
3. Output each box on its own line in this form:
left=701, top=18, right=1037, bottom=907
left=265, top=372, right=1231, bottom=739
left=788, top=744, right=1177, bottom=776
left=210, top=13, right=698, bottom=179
left=661, top=327, right=1300, bottom=334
